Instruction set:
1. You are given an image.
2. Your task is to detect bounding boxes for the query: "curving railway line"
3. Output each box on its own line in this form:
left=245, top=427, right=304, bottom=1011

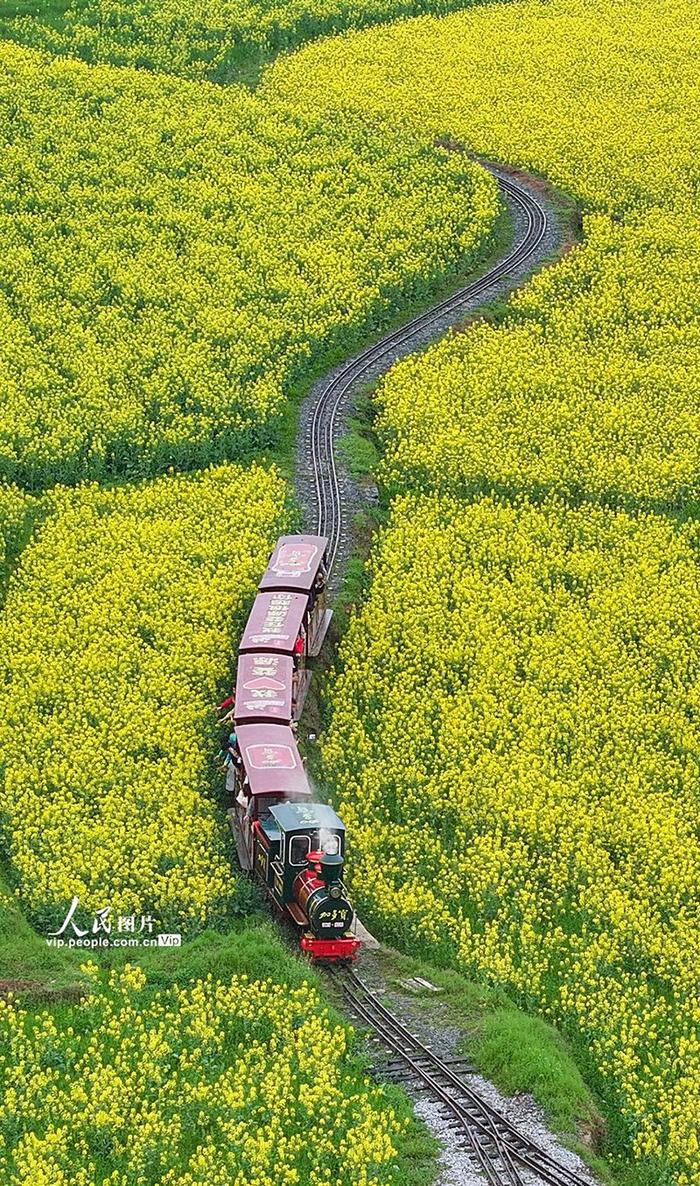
left=335, top=968, right=595, bottom=1186
left=300, top=163, right=552, bottom=581
left=297, top=162, right=590, bottom=1185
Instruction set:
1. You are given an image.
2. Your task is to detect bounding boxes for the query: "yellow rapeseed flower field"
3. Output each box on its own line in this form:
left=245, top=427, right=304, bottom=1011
left=0, top=0, right=493, bottom=82
left=268, top=0, right=700, bottom=507
left=0, top=463, right=288, bottom=926
left=376, top=210, right=700, bottom=506
left=0, top=40, right=497, bottom=489
left=0, top=481, right=37, bottom=586
left=1, top=0, right=697, bottom=1180
left=323, top=496, right=700, bottom=1182
left=268, top=0, right=699, bottom=214
left=0, top=965, right=404, bottom=1184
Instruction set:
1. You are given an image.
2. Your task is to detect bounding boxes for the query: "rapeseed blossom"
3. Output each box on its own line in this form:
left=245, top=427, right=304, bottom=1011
left=0, top=481, right=38, bottom=585
left=377, top=211, right=700, bottom=506
left=0, top=463, right=288, bottom=925
left=0, top=0, right=489, bottom=81
left=323, top=496, right=700, bottom=1183
left=0, top=42, right=497, bottom=488
left=0, top=967, right=403, bottom=1184
left=267, top=0, right=700, bottom=507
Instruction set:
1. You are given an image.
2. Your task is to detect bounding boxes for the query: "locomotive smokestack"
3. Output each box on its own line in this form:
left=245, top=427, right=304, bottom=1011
left=322, top=853, right=346, bottom=891
left=320, top=853, right=344, bottom=886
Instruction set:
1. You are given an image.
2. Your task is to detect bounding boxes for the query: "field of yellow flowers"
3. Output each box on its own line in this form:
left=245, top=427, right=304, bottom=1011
left=0, top=963, right=406, bottom=1185
left=0, top=40, right=497, bottom=490
left=1, top=0, right=698, bottom=1180
left=267, top=0, right=700, bottom=1180
left=375, top=210, right=700, bottom=508
left=268, top=0, right=698, bottom=214
left=0, top=482, right=37, bottom=589
left=0, top=463, right=288, bottom=927
left=0, top=0, right=482, bottom=83
left=322, top=495, right=700, bottom=1180
left=268, top=0, right=700, bottom=509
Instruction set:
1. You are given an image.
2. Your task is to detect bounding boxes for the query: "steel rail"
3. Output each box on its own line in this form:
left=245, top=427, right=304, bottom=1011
left=336, top=970, right=524, bottom=1186
left=307, top=167, right=549, bottom=577
left=306, top=164, right=590, bottom=1185
left=340, top=969, right=594, bottom=1186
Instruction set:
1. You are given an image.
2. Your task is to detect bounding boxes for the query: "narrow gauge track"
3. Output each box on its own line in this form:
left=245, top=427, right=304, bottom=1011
left=302, top=164, right=587, bottom=1183
left=334, top=968, right=594, bottom=1186
left=305, top=165, right=550, bottom=578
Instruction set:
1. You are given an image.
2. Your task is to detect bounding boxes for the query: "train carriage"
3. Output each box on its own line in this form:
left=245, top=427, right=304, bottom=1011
left=238, top=590, right=309, bottom=658
left=227, top=721, right=311, bottom=870
left=258, top=533, right=331, bottom=657
left=234, top=652, right=294, bottom=726
left=238, top=591, right=312, bottom=712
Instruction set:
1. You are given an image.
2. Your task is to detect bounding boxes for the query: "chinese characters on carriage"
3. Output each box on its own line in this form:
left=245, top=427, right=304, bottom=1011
left=234, top=652, right=294, bottom=726
left=238, top=591, right=311, bottom=717
left=258, top=533, right=331, bottom=657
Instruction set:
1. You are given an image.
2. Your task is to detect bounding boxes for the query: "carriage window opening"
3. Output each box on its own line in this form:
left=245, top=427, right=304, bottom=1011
left=290, top=835, right=310, bottom=865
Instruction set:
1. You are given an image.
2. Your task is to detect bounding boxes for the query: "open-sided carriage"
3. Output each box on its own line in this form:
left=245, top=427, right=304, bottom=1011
left=234, top=652, right=295, bottom=726
left=227, top=721, right=312, bottom=871
left=258, top=533, right=332, bottom=659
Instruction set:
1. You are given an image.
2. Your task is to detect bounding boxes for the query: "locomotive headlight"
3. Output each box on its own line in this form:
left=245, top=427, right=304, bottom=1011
left=329, top=884, right=342, bottom=899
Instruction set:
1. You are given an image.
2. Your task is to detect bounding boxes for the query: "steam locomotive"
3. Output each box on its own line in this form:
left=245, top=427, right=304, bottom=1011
left=223, top=534, right=361, bottom=963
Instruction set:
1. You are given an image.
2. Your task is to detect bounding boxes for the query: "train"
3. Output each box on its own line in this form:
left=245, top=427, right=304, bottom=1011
left=222, top=534, right=361, bottom=963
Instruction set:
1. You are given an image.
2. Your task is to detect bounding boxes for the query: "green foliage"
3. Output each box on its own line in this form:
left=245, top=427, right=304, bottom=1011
left=0, top=40, right=498, bottom=490
left=475, top=1009, right=598, bottom=1136
left=0, top=0, right=502, bottom=84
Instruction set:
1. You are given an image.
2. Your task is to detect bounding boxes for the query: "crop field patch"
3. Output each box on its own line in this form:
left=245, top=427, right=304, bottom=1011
left=0, top=41, right=498, bottom=489
left=0, top=463, right=288, bottom=927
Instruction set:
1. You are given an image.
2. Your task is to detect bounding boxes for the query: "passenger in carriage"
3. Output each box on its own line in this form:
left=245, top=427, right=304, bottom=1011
left=308, top=562, right=327, bottom=613
left=216, top=688, right=236, bottom=722
left=314, top=561, right=327, bottom=594
left=294, top=628, right=305, bottom=663
left=218, top=727, right=241, bottom=770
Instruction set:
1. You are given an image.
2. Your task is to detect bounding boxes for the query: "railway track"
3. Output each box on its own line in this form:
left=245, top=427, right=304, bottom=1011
left=303, top=163, right=551, bottom=579
left=335, top=968, right=594, bottom=1186
left=301, top=163, right=588, bottom=1183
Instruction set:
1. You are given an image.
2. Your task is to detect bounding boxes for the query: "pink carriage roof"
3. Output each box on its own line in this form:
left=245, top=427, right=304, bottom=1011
left=234, top=653, right=293, bottom=724
left=258, top=535, right=328, bottom=594
left=239, top=591, right=308, bottom=655
left=236, top=723, right=312, bottom=797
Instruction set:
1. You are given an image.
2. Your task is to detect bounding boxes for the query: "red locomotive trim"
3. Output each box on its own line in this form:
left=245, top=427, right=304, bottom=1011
left=300, top=935, right=361, bottom=961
